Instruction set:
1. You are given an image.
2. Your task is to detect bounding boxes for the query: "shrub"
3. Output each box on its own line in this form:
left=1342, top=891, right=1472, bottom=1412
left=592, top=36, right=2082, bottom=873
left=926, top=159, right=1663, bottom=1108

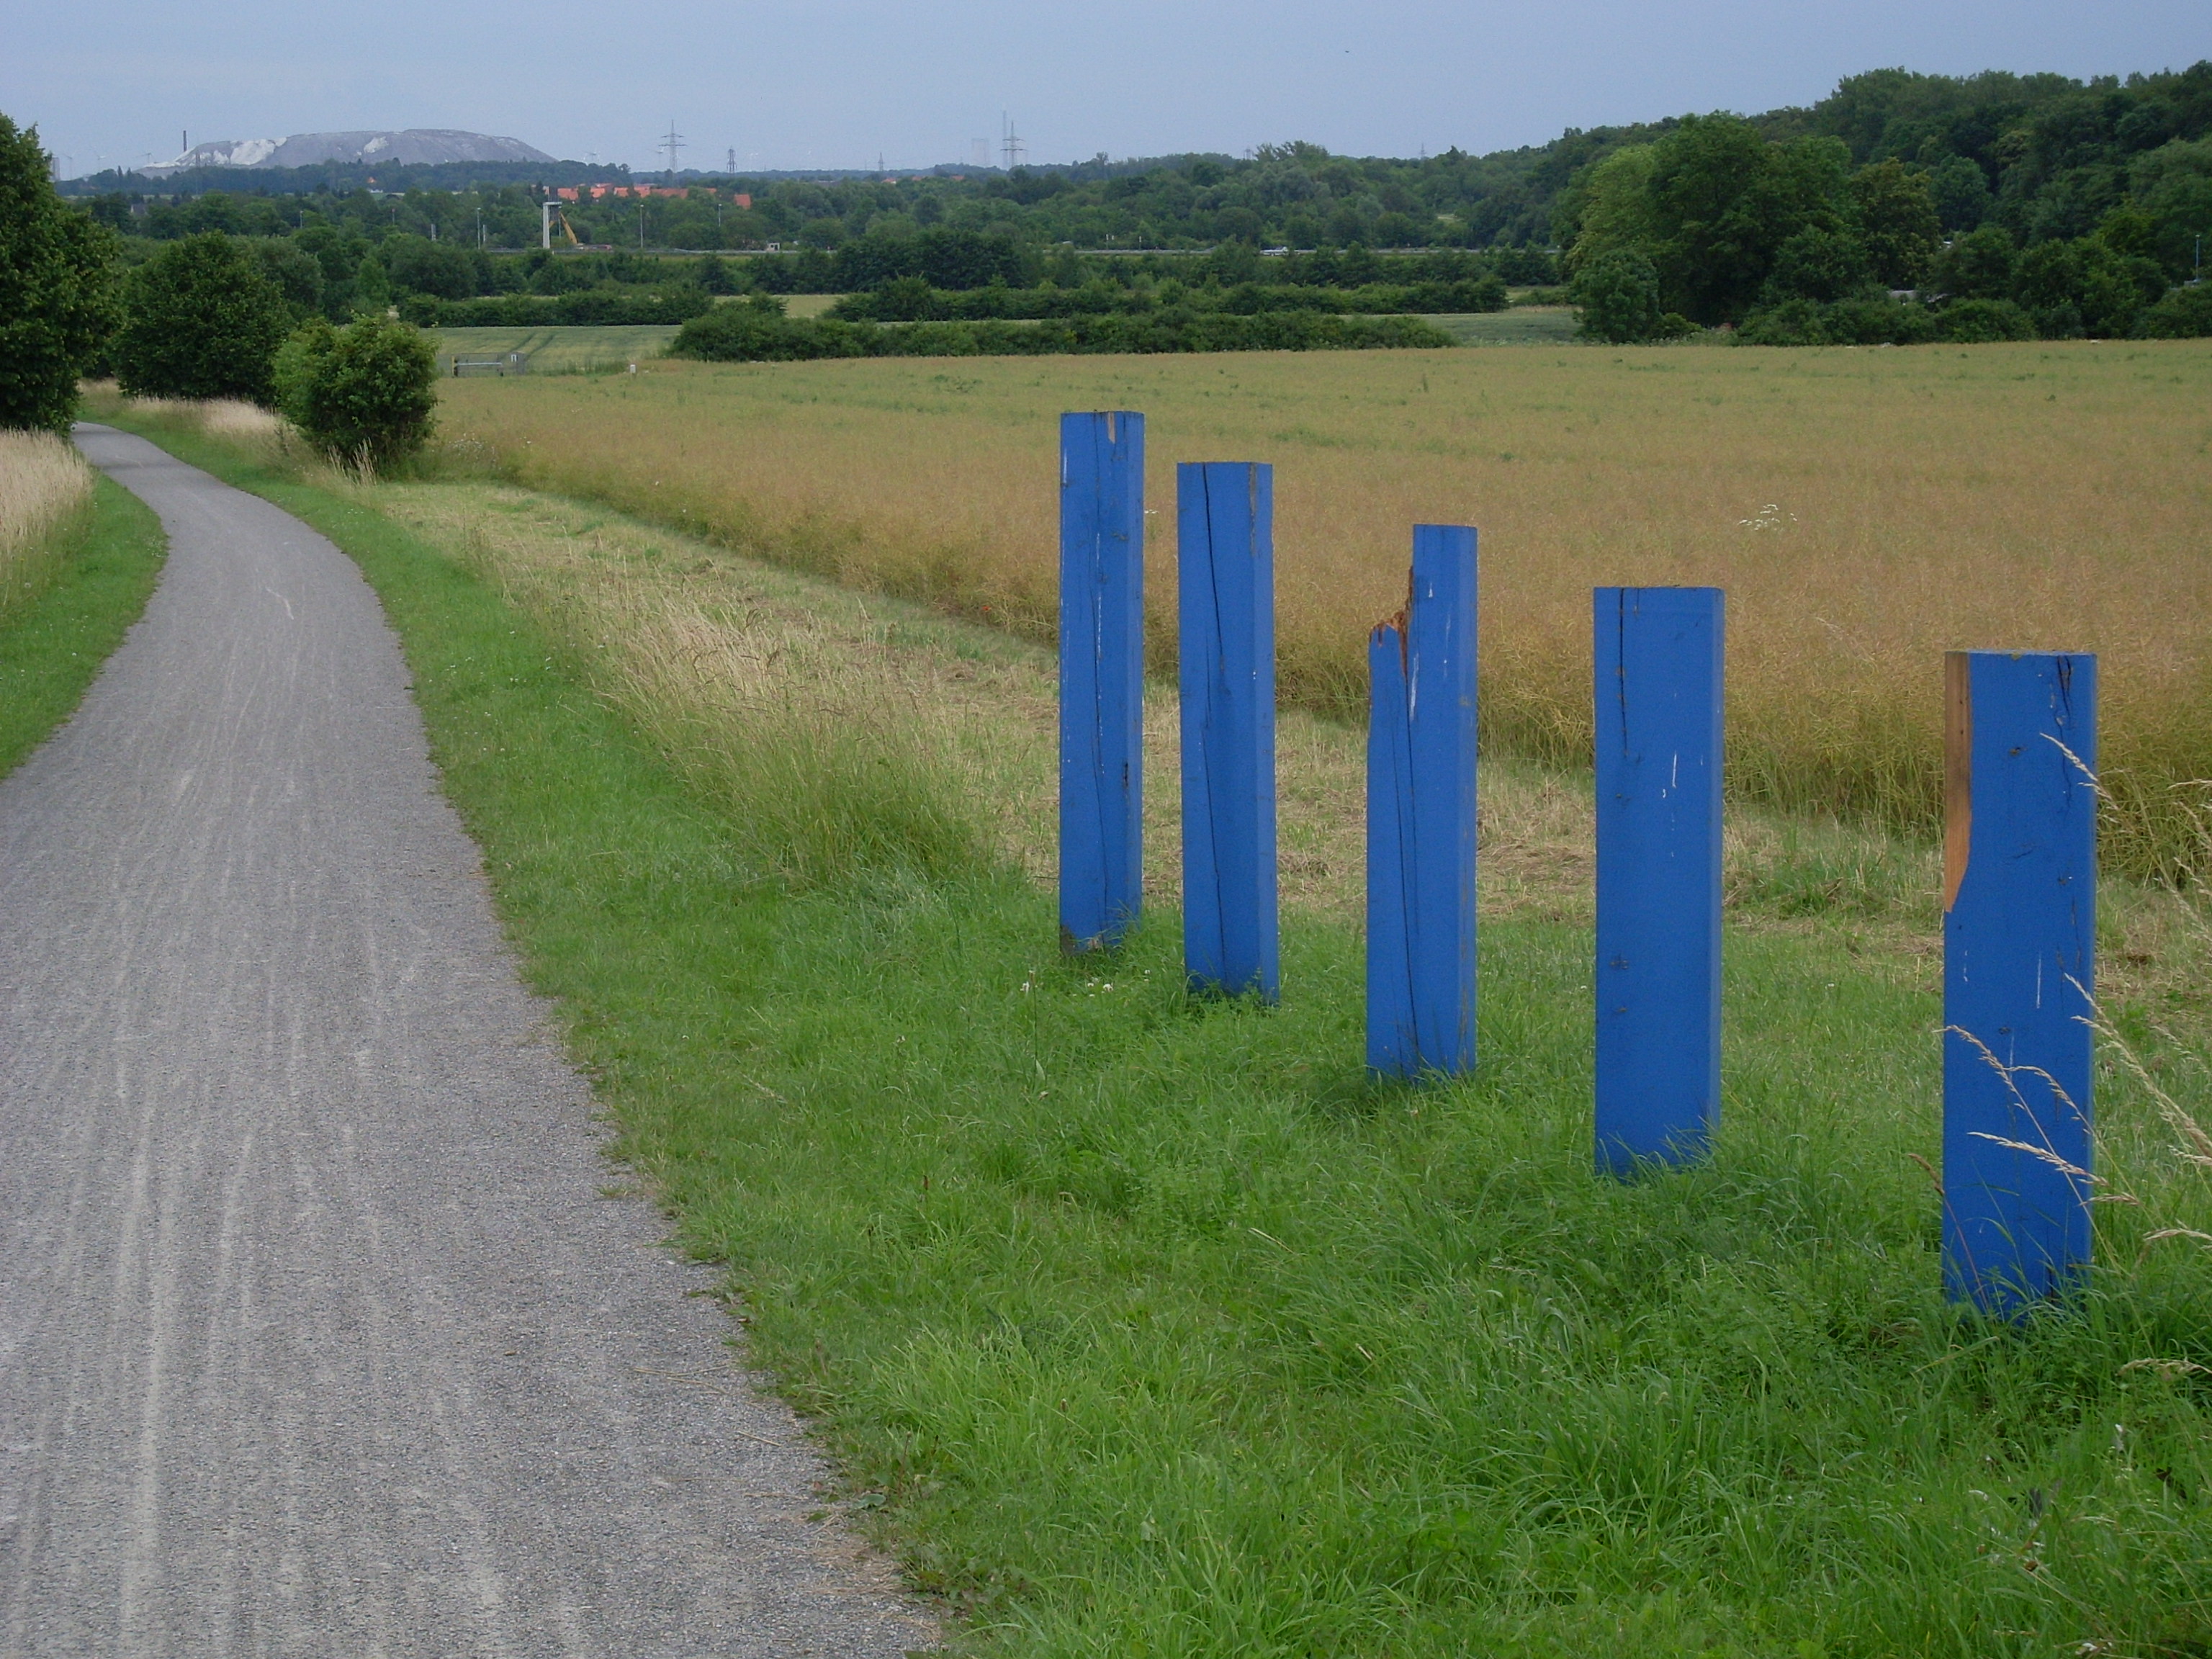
left=274, top=315, right=436, bottom=472
left=1735, top=295, right=1936, bottom=346
left=1570, top=249, right=1668, bottom=343
left=114, top=233, right=290, bottom=403
left=2134, top=282, right=2212, bottom=338
left=0, top=114, right=120, bottom=432
left=1935, top=298, right=2037, bottom=342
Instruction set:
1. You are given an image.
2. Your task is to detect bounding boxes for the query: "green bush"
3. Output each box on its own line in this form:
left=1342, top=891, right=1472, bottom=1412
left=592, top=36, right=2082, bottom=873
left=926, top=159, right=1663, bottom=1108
left=114, top=233, right=290, bottom=403
left=1735, top=295, right=1936, bottom=346
left=274, top=315, right=436, bottom=472
left=1934, top=298, right=2038, bottom=342
left=0, top=114, right=120, bottom=432
left=1570, top=248, right=1669, bottom=342
left=400, top=287, right=714, bottom=328
left=2134, top=281, right=2212, bottom=337
left=671, top=297, right=1455, bottom=362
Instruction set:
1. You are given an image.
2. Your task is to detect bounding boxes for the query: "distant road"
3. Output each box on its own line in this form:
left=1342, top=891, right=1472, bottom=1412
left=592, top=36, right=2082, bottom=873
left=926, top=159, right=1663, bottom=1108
left=0, top=428, right=932, bottom=1657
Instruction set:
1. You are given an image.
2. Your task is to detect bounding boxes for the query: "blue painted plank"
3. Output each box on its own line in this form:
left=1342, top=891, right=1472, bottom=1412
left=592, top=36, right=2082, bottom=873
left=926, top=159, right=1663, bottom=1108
left=1178, top=462, right=1278, bottom=1000
left=1058, top=410, right=1146, bottom=953
left=1367, top=525, right=1479, bottom=1076
left=1593, top=586, right=1725, bottom=1174
left=1943, top=649, right=2098, bottom=1314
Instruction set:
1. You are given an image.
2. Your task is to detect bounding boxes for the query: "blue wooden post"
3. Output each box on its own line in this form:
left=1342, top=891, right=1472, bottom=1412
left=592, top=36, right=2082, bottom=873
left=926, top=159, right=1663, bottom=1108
left=1059, top=410, right=1146, bottom=953
left=1178, top=462, right=1277, bottom=1000
left=1368, top=526, right=1479, bottom=1076
left=1594, top=587, right=1725, bottom=1174
left=1943, top=649, right=2098, bottom=1314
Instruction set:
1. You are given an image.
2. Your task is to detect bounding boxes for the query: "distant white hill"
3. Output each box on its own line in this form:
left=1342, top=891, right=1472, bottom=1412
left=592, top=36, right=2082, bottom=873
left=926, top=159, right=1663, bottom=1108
left=144, top=129, right=555, bottom=175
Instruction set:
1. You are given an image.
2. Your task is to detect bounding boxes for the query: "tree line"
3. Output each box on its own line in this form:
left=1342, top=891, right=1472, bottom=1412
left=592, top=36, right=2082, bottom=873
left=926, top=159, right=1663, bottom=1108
left=1, top=117, right=435, bottom=468
left=66, top=60, right=2212, bottom=269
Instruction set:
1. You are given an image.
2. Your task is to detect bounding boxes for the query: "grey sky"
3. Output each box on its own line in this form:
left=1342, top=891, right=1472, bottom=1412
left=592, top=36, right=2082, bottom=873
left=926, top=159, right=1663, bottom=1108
left=9, top=0, right=2210, bottom=179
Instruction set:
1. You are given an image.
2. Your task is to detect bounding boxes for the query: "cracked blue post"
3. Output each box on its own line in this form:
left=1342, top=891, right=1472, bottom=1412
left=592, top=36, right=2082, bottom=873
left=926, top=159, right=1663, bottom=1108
left=1594, top=587, right=1724, bottom=1174
left=1942, top=649, right=2098, bottom=1315
left=1367, top=525, right=1478, bottom=1077
left=1058, top=411, right=1145, bottom=953
left=1178, top=462, right=1277, bottom=1000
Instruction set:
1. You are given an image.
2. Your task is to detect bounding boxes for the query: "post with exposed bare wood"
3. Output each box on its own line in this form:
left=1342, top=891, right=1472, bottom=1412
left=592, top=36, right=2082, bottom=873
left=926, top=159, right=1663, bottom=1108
left=1593, top=586, right=1725, bottom=1174
left=1367, top=525, right=1478, bottom=1077
left=1942, top=649, right=2099, bottom=1313
left=1058, top=411, right=1146, bottom=953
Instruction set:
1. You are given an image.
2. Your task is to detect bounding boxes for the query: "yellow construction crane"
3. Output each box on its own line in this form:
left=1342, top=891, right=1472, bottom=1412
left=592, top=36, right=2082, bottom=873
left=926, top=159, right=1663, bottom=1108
left=539, top=199, right=581, bottom=250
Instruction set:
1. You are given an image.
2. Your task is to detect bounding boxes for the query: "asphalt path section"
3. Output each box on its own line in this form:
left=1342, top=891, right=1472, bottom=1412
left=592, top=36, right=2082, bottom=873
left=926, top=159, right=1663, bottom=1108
left=0, top=427, right=935, bottom=1657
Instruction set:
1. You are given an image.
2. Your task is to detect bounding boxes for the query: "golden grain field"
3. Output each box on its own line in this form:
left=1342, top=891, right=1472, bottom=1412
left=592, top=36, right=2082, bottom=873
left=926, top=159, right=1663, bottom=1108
left=433, top=340, right=2212, bottom=876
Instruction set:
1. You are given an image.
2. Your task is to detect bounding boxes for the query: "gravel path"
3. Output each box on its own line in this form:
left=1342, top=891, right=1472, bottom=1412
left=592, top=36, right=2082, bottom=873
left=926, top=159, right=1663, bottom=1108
left=0, top=428, right=934, bottom=1657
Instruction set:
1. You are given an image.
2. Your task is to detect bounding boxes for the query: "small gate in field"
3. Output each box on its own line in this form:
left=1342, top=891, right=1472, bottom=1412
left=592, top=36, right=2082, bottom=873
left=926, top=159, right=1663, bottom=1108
left=449, top=352, right=528, bottom=377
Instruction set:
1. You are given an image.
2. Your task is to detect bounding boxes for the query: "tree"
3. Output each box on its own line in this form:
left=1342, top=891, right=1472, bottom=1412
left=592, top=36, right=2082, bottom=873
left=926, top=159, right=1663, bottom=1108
left=249, top=237, right=326, bottom=322
left=1848, top=160, right=1943, bottom=286
left=1570, top=248, right=1679, bottom=342
left=1560, top=145, right=1657, bottom=276
left=1763, top=225, right=1873, bottom=304
left=114, top=233, right=290, bottom=403
left=381, top=233, right=478, bottom=300
left=1929, top=156, right=1995, bottom=232
left=274, top=315, right=436, bottom=472
left=1931, top=225, right=2017, bottom=300
left=1640, top=117, right=1854, bottom=325
left=0, top=113, right=120, bottom=431
left=2134, top=282, right=2212, bottom=337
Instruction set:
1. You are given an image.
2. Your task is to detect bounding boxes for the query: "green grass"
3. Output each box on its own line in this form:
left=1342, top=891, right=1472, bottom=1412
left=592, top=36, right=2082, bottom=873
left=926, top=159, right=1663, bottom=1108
left=95, top=410, right=2212, bottom=1656
left=1425, top=306, right=1585, bottom=344
left=0, top=475, right=168, bottom=783
left=433, top=324, right=681, bottom=374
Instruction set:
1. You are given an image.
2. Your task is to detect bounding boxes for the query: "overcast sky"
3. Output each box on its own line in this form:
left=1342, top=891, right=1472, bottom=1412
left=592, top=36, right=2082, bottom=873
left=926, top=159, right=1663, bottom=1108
left=9, top=0, right=2211, bottom=179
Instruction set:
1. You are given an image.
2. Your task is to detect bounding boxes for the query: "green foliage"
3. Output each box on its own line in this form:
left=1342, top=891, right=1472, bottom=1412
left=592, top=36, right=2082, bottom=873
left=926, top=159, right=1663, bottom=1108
left=1848, top=159, right=1943, bottom=286
left=1642, top=118, right=1855, bottom=325
left=275, top=315, right=436, bottom=471
left=0, top=114, right=120, bottom=431
left=1933, top=297, right=2038, bottom=341
left=672, top=297, right=1455, bottom=361
left=1736, top=294, right=1936, bottom=346
left=2134, top=280, right=2212, bottom=337
left=1568, top=248, right=1684, bottom=342
left=380, top=233, right=484, bottom=300
left=400, top=286, right=713, bottom=328
left=1928, top=155, right=1995, bottom=231
left=1763, top=225, right=1874, bottom=305
left=248, top=236, right=327, bottom=322
left=2013, top=237, right=2167, bottom=336
left=1933, top=225, right=2018, bottom=299
left=114, top=232, right=290, bottom=403
left=692, top=253, right=741, bottom=295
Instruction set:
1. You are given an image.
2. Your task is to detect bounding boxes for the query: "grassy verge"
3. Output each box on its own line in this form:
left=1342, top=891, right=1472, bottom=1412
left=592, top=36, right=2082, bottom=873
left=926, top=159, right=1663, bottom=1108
left=0, top=475, right=168, bottom=783
left=96, top=408, right=2212, bottom=1657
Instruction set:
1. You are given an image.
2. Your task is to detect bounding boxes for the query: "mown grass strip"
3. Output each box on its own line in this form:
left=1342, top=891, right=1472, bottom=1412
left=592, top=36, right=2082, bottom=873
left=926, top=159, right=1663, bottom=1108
left=102, top=413, right=2212, bottom=1658
left=0, top=474, right=167, bottom=783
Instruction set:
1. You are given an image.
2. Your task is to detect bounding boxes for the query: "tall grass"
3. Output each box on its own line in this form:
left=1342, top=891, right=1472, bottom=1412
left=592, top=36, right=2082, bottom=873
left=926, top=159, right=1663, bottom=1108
left=433, top=339, right=2212, bottom=878
left=446, top=506, right=994, bottom=889
left=0, top=429, right=96, bottom=619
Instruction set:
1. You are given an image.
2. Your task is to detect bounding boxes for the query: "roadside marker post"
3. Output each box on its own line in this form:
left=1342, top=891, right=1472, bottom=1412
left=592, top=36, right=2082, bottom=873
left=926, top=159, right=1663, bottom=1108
left=1058, top=411, right=1146, bottom=953
left=1594, top=587, right=1725, bottom=1174
left=1178, top=462, right=1278, bottom=1000
left=1941, top=649, right=2098, bottom=1315
left=1367, top=526, right=1479, bottom=1077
